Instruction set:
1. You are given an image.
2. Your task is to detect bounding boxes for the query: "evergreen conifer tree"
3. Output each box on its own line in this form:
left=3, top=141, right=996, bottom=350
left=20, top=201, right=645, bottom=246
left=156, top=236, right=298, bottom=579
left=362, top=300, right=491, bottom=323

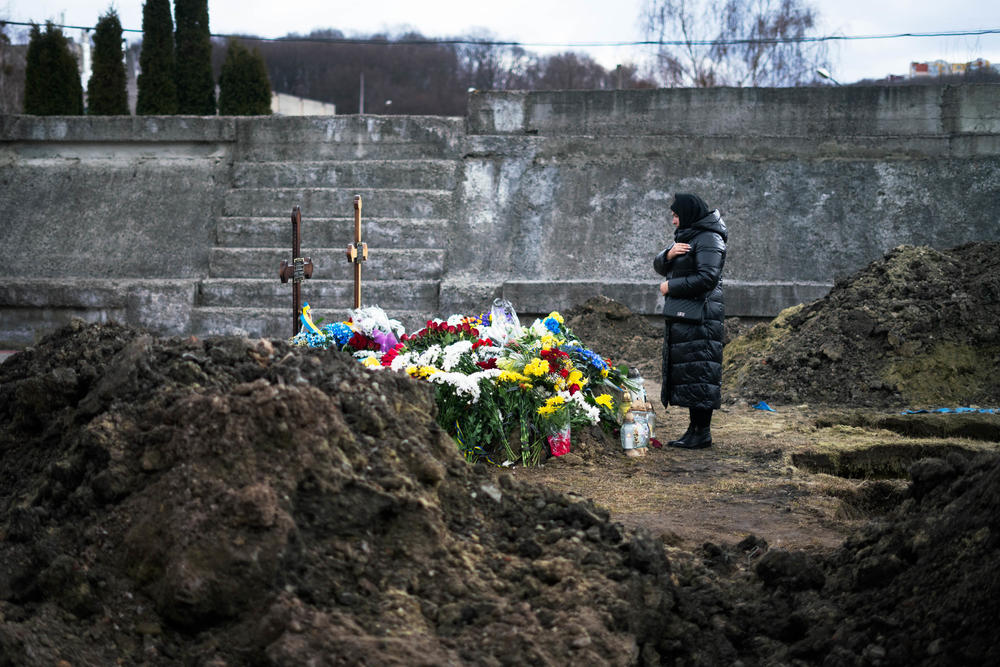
left=218, top=39, right=272, bottom=115
left=174, top=0, right=215, bottom=114
left=87, top=9, right=128, bottom=115
left=24, top=22, right=84, bottom=115
left=137, top=0, right=178, bottom=114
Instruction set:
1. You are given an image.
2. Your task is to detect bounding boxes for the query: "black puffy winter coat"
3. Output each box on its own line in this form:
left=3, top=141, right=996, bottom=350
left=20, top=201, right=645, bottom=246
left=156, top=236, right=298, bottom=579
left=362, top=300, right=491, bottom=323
left=653, top=210, right=728, bottom=409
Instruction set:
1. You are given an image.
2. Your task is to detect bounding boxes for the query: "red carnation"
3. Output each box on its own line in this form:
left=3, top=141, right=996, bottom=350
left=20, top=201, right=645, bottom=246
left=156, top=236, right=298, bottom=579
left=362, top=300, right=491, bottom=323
left=569, top=383, right=581, bottom=395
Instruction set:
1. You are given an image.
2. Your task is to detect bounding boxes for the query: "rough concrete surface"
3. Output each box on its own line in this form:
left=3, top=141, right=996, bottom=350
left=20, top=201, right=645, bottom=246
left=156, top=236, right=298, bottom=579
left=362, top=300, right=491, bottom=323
left=2, top=85, right=998, bottom=346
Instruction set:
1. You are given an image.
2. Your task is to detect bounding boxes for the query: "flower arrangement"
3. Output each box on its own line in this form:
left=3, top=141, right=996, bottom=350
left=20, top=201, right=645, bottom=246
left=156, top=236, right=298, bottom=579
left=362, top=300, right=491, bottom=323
left=291, top=301, right=633, bottom=466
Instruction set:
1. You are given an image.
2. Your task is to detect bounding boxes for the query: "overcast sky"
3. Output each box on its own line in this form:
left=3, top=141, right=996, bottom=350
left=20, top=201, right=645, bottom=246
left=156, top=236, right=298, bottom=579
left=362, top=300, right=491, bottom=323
left=2, top=0, right=999, bottom=83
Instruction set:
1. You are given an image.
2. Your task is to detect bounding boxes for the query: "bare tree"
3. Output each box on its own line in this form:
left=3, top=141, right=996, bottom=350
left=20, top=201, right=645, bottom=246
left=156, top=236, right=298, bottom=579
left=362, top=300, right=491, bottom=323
left=458, top=31, right=531, bottom=91
left=642, top=0, right=829, bottom=87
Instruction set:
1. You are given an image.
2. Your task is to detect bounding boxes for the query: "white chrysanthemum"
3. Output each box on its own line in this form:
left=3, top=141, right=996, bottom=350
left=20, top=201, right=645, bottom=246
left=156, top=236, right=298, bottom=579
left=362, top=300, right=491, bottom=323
left=529, top=318, right=549, bottom=337
left=428, top=371, right=479, bottom=401
left=442, top=339, right=474, bottom=371
left=390, top=351, right=415, bottom=372
left=427, top=368, right=503, bottom=403
left=567, top=390, right=601, bottom=424
left=472, top=344, right=503, bottom=362
left=415, top=344, right=442, bottom=367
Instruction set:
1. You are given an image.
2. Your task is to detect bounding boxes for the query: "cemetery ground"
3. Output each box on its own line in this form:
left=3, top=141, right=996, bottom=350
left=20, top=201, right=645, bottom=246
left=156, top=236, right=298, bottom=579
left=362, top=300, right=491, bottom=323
left=0, top=242, right=998, bottom=665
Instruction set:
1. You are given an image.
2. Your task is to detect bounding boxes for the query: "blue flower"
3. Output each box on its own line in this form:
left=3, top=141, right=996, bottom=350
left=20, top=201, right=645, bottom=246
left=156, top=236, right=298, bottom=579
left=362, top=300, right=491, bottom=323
left=565, top=345, right=608, bottom=370
left=543, top=317, right=561, bottom=334
left=323, top=322, right=353, bottom=347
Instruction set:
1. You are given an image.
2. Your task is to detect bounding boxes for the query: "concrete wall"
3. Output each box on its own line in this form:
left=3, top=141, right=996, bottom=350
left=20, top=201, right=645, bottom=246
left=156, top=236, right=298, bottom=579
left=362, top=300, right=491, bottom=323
left=2, top=85, right=998, bottom=347
left=447, top=85, right=1000, bottom=317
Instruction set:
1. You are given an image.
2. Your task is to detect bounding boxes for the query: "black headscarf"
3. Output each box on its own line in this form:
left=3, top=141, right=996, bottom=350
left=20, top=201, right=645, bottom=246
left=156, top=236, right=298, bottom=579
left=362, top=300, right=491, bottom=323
left=669, top=193, right=711, bottom=229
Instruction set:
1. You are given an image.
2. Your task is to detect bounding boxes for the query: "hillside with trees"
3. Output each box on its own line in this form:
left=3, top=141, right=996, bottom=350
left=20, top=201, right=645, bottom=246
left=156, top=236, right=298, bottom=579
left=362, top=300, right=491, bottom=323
left=209, top=30, right=656, bottom=116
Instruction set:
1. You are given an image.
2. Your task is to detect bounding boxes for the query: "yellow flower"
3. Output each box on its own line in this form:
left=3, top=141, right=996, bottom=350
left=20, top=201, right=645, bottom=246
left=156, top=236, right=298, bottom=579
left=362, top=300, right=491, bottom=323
left=540, top=334, right=558, bottom=349
left=362, top=356, right=380, bottom=368
left=496, top=357, right=515, bottom=371
left=524, top=358, right=550, bottom=377
left=406, top=366, right=419, bottom=376
left=600, top=369, right=609, bottom=378
left=594, top=394, right=614, bottom=410
left=547, top=311, right=564, bottom=324
left=498, top=370, right=531, bottom=384
left=537, top=404, right=556, bottom=416
left=416, top=365, right=439, bottom=379
left=544, top=395, right=565, bottom=408
left=567, top=369, right=587, bottom=387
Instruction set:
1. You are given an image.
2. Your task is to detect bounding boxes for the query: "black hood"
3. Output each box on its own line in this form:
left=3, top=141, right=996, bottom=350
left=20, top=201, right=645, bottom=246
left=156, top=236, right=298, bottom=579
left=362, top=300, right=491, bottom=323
left=675, top=209, right=728, bottom=244
left=670, top=193, right=711, bottom=229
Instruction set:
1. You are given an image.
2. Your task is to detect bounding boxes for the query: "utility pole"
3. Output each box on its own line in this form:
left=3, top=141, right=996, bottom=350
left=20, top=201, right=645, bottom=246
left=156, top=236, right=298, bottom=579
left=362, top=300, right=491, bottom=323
left=359, top=72, right=364, bottom=114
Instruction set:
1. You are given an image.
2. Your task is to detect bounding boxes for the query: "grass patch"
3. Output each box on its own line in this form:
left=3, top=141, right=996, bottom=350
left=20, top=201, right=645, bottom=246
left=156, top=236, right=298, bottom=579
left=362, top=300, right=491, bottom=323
left=883, top=342, right=1000, bottom=407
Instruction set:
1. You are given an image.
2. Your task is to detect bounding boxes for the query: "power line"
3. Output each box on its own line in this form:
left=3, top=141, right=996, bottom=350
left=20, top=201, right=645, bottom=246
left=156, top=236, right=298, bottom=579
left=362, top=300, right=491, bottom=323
left=2, top=19, right=999, bottom=48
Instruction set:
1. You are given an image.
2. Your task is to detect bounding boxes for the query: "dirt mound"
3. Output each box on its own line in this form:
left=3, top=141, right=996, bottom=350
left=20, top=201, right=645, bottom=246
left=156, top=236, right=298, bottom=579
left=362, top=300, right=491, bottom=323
left=725, top=242, right=1000, bottom=407
left=563, top=296, right=664, bottom=381
left=564, top=295, right=764, bottom=387
left=0, top=320, right=740, bottom=665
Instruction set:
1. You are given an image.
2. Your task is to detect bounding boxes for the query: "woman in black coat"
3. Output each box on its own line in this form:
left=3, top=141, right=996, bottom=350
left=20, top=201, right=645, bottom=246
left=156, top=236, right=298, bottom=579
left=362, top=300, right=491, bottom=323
left=653, top=193, right=728, bottom=449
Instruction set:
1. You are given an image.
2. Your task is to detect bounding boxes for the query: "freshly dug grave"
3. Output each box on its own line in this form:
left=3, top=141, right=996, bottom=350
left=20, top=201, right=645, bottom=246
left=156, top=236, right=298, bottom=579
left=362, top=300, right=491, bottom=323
left=724, top=242, right=1000, bottom=408
left=734, top=450, right=1000, bottom=666
left=0, top=320, right=773, bottom=665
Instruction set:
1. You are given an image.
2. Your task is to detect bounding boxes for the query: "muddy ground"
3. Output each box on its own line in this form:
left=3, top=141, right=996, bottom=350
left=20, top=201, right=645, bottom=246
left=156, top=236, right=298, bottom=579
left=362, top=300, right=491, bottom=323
left=1, top=242, right=999, bottom=665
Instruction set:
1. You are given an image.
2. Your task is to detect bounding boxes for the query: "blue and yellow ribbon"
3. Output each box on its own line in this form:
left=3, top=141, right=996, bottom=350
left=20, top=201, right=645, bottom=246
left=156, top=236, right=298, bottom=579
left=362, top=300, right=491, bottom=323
left=299, top=302, right=323, bottom=336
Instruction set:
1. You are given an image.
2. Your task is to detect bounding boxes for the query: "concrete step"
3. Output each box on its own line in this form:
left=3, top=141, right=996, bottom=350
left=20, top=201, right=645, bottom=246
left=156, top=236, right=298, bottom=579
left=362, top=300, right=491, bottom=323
left=223, top=187, right=454, bottom=219
left=198, top=278, right=439, bottom=313
left=232, top=159, right=458, bottom=190
left=209, top=247, right=445, bottom=280
left=233, top=115, right=463, bottom=161
left=216, top=216, right=449, bottom=249
left=191, top=306, right=433, bottom=340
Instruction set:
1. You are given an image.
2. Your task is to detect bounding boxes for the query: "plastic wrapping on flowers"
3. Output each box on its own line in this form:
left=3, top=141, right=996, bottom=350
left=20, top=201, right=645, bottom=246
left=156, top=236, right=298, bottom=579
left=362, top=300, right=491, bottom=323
left=290, top=302, right=636, bottom=466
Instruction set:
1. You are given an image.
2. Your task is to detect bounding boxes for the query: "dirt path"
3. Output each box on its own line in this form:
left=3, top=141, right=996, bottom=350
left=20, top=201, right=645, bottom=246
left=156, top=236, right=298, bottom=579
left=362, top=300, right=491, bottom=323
left=516, top=382, right=1000, bottom=554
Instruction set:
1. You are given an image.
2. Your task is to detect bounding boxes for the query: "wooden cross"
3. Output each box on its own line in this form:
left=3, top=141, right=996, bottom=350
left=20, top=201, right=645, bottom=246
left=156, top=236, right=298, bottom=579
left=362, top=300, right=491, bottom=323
left=278, top=205, right=314, bottom=337
left=345, top=195, right=368, bottom=309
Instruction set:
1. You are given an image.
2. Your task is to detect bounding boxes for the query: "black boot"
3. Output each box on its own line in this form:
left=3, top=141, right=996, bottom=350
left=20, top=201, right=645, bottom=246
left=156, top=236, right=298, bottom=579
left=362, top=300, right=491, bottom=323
left=671, top=426, right=712, bottom=449
left=667, top=424, right=695, bottom=448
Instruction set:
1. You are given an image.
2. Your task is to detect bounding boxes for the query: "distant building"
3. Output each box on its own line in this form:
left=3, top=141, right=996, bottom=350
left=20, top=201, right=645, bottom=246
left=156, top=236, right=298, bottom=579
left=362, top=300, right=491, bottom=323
left=910, top=58, right=993, bottom=78
left=0, top=43, right=27, bottom=113
left=271, top=92, right=335, bottom=116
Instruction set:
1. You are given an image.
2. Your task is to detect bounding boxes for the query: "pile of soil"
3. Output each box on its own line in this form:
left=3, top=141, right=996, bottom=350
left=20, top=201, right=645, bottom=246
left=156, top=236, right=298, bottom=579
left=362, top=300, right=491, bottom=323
left=563, top=296, right=664, bottom=381
left=0, top=320, right=768, bottom=665
left=724, top=242, right=1000, bottom=408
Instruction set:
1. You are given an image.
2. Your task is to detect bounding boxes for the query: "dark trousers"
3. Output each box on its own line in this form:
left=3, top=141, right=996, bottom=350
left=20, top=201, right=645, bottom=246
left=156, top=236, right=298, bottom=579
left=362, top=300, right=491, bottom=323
left=689, top=407, right=713, bottom=428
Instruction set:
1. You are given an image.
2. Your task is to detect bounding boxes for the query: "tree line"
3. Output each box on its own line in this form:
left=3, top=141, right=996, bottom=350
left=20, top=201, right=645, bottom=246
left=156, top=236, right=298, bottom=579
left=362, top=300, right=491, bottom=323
left=22, top=0, right=271, bottom=116
left=11, top=0, right=995, bottom=117
left=221, top=31, right=656, bottom=116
